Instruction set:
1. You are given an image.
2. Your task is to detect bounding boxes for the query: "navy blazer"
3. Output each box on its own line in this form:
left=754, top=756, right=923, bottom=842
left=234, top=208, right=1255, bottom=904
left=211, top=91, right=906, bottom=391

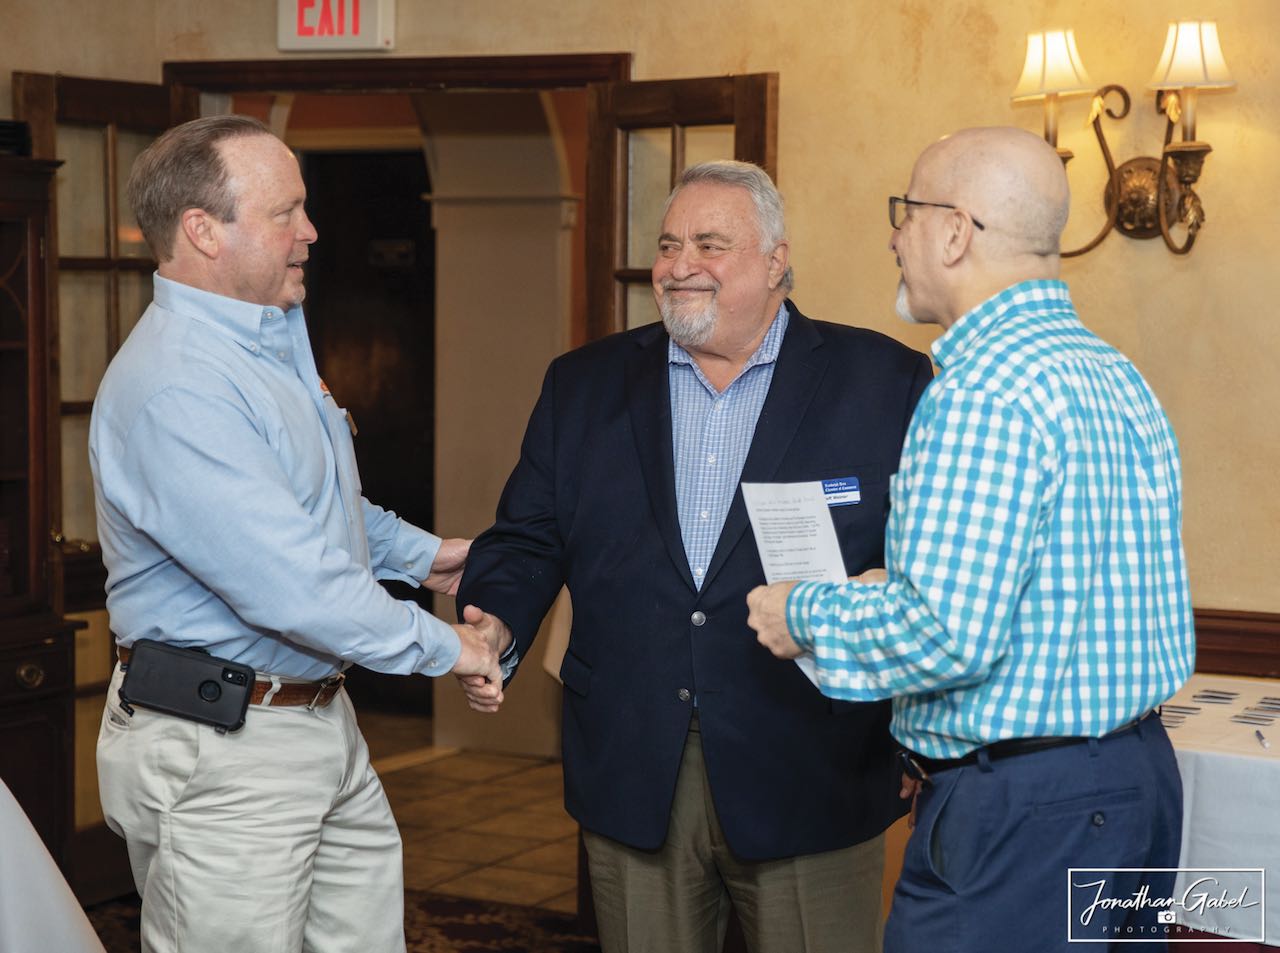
left=459, top=303, right=932, bottom=861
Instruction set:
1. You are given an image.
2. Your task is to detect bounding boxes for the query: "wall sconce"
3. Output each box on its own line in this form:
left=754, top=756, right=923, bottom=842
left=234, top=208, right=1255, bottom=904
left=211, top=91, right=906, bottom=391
left=1012, top=22, right=1235, bottom=256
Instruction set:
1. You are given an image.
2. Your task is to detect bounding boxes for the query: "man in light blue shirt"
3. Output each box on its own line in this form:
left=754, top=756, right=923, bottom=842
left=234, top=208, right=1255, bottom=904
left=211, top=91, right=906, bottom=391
left=750, top=128, right=1193, bottom=952
left=91, top=115, right=503, bottom=953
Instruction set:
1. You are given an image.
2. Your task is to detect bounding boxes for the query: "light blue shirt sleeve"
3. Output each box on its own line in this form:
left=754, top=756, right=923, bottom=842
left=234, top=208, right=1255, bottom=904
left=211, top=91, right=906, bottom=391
left=98, top=377, right=460, bottom=679
left=363, top=498, right=442, bottom=586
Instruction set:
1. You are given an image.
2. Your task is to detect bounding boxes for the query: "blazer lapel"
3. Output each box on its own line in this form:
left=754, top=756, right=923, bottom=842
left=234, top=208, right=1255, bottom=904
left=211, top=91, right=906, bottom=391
left=701, top=307, right=828, bottom=593
left=626, top=329, right=698, bottom=594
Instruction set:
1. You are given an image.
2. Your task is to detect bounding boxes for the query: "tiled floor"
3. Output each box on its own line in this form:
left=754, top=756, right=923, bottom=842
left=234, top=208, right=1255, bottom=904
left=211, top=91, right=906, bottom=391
left=359, top=709, right=581, bottom=915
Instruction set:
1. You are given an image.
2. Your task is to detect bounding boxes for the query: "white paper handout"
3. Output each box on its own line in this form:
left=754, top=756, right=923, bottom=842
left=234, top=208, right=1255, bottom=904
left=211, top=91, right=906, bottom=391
left=741, top=481, right=849, bottom=686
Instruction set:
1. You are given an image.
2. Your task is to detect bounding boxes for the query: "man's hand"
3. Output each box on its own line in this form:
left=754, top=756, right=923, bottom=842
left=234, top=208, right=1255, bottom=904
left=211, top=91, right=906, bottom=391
left=747, top=581, right=803, bottom=659
left=460, top=603, right=513, bottom=656
left=853, top=567, right=887, bottom=585
left=901, top=771, right=923, bottom=828
left=449, top=623, right=503, bottom=713
left=424, top=538, right=471, bottom=595
left=453, top=605, right=513, bottom=713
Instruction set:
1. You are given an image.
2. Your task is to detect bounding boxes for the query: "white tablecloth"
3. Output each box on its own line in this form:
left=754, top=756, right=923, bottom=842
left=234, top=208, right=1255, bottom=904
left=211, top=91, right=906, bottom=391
left=1167, top=673, right=1280, bottom=944
left=0, top=779, right=106, bottom=953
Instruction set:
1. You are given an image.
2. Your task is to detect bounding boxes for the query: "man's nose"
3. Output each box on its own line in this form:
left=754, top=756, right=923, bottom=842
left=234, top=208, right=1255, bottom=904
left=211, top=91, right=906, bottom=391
left=668, top=244, right=701, bottom=279
left=299, top=212, right=318, bottom=244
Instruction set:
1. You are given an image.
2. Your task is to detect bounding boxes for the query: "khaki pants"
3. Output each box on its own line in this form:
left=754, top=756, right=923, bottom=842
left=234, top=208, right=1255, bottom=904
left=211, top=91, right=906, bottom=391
left=98, top=664, right=404, bottom=953
left=584, top=717, right=885, bottom=953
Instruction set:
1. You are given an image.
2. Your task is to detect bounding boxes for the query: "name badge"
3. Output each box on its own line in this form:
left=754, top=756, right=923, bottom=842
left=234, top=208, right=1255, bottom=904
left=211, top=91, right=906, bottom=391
left=821, top=476, right=861, bottom=507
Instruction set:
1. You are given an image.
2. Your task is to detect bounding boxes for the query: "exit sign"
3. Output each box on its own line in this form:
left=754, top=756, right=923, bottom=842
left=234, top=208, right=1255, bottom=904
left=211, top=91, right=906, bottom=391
left=278, top=0, right=395, bottom=51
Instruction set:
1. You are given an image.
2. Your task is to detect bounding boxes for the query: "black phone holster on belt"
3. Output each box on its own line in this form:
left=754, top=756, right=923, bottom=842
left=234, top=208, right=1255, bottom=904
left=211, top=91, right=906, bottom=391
left=118, top=639, right=256, bottom=734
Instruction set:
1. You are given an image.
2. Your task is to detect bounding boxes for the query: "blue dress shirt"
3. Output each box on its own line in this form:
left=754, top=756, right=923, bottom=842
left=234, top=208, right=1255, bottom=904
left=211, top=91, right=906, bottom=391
left=89, top=275, right=459, bottom=680
left=670, top=304, right=788, bottom=586
left=786, top=281, right=1194, bottom=758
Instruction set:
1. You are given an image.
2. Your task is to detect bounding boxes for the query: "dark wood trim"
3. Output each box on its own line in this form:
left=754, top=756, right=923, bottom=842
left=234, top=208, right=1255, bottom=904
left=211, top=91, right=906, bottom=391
left=613, top=268, right=651, bottom=284
left=584, top=81, right=620, bottom=343
left=164, top=53, right=632, bottom=93
left=53, top=77, right=171, bottom=131
left=11, top=73, right=57, bottom=159
left=1194, top=608, right=1280, bottom=678
left=60, top=542, right=106, bottom=614
left=59, top=401, right=93, bottom=416
left=733, top=73, right=779, bottom=181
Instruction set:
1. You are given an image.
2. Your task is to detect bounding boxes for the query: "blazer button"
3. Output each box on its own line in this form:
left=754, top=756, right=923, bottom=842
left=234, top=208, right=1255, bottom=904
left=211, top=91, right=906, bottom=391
left=677, top=688, right=691, bottom=702
left=691, top=611, right=706, bottom=626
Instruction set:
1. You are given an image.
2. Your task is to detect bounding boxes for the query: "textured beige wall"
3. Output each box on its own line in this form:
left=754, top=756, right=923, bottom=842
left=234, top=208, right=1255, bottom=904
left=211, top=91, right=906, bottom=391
left=5, top=0, right=1277, bottom=617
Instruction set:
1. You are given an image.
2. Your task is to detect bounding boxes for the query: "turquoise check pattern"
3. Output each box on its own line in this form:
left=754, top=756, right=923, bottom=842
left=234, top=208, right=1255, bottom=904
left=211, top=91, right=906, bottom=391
left=787, top=281, right=1194, bottom=758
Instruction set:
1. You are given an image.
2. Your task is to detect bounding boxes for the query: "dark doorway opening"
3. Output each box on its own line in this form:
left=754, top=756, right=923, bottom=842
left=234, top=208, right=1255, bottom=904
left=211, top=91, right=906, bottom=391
left=301, top=150, right=436, bottom=714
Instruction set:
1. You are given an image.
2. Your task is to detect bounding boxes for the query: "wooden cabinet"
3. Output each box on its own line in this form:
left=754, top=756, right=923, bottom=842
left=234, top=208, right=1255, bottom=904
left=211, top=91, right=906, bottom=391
left=0, top=155, right=77, bottom=870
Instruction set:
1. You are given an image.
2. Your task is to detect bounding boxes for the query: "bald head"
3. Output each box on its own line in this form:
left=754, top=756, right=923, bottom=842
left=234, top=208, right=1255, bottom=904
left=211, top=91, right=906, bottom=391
left=916, top=126, right=1069, bottom=259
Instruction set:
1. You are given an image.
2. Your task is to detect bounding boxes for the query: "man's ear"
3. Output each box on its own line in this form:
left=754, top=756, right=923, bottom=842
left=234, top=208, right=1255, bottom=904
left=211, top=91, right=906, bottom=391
left=767, top=240, right=790, bottom=290
left=179, top=208, right=220, bottom=259
left=939, top=210, right=974, bottom=267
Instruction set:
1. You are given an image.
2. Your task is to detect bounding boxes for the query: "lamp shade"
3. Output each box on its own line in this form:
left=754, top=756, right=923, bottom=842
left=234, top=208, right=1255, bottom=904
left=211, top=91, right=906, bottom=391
left=1011, top=29, right=1095, bottom=101
left=1148, top=21, right=1235, bottom=89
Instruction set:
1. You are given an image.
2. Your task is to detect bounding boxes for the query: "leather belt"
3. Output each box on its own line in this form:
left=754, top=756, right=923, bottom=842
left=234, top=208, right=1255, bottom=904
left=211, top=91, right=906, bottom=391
left=900, top=711, right=1157, bottom=781
left=116, top=645, right=344, bottom=709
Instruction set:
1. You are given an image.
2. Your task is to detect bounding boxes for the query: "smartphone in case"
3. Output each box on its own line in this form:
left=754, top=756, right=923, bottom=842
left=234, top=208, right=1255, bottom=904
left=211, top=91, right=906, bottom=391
left=118, top=639, right=256, bottom=733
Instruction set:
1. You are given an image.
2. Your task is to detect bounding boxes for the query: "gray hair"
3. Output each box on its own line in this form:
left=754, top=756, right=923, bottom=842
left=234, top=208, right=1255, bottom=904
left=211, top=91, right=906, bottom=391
left=665, top=160, right=794, bottom=294
left=127, top=114, right=272, bottom=261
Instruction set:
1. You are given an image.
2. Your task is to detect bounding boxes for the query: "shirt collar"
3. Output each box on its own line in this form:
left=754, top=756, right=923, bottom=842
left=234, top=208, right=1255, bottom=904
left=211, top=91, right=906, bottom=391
left=152, top=273, right=299, bottom=350
left=931, top=279, right=1073, bottom=370
left=668, top=301, right=790, bottom=371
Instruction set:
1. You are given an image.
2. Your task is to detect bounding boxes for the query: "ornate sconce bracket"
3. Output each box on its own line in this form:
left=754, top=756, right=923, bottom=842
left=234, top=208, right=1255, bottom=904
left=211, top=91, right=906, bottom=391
left=1062, top=85, right=1211, bottom=257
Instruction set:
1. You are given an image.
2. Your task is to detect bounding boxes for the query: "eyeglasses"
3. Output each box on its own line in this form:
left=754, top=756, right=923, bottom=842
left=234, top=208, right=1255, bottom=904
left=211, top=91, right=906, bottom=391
left=889, top=195, right=986, bottom=231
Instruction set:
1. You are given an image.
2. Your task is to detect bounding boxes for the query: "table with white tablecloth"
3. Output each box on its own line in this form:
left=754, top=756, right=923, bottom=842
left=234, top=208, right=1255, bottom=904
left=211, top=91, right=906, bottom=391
left=1166, top=673, right=1280, bottom=945
left=0, top=778, right=106, bottom=953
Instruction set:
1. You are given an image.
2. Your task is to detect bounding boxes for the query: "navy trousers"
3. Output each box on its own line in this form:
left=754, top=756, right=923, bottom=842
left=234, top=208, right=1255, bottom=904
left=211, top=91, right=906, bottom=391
left=886, top=717, right=1183, bottom=953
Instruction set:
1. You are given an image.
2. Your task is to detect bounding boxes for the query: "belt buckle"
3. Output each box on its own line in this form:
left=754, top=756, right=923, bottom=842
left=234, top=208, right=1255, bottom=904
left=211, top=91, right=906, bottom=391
left=308, top=673, right=345, bottom=711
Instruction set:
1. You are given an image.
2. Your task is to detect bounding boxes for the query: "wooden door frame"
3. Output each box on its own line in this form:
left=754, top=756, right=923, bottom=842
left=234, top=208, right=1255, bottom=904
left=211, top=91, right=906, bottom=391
left=163, top=53, right=631, bottom=120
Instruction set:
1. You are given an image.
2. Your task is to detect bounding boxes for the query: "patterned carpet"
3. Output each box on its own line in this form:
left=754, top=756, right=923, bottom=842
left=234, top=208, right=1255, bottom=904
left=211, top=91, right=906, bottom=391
left=86, top=890, right=602, bottom=953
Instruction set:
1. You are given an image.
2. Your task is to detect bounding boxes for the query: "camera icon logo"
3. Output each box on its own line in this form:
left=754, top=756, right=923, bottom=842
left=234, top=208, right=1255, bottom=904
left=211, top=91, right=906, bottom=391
left=1157, top=911, right=1177, bottom=924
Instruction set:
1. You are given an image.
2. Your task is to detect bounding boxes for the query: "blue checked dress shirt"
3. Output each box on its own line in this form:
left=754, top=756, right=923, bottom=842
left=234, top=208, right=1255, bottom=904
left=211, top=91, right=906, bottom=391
left=671, top=305, right=788, bottom=588
left=89, top=275, right=459, bottom=680
left=786, top=281, right=1194, bottom=758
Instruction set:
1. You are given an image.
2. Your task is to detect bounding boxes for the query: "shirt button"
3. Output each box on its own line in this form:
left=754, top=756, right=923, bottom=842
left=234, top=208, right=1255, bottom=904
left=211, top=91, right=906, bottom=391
left=1091, top=812, right=1106, bottom=827
left=677, top=688, right=691, bottom=702
left=691, top=611, right=706, bottom=626
left=277, top=351, right=287, bottom=359
left=249, top=343, right=259, bottom=353
left=699, top=509, right=709, bottom=520
left=428, top=658, right=438, bottom=668
left=706, top=453, right=717, bottom=464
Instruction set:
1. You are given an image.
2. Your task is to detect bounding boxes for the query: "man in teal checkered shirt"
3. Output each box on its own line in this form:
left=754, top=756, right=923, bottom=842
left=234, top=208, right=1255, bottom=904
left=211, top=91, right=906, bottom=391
left=748, top=127, right=1193, bottom=952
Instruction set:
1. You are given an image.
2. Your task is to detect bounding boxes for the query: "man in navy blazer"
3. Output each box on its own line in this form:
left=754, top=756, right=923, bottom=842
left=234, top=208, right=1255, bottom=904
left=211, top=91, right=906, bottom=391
left=457, top=161, right=932, bottom=953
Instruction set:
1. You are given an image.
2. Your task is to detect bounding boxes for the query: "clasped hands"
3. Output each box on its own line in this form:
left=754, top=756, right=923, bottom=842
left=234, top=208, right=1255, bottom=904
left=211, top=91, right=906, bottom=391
left=422, top=537, right=512, bottom=713
left=450, top=605, right=513, bottom=713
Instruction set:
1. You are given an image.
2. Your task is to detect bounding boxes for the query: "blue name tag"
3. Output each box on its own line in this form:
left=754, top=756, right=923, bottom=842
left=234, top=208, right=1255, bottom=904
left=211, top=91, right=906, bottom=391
left=822, top=476, right=861, bottom=506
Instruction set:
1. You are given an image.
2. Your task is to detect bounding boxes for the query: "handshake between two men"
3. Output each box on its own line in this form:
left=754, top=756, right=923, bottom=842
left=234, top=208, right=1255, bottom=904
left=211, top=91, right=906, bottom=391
left=427, top=536, right=511, bottom=712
